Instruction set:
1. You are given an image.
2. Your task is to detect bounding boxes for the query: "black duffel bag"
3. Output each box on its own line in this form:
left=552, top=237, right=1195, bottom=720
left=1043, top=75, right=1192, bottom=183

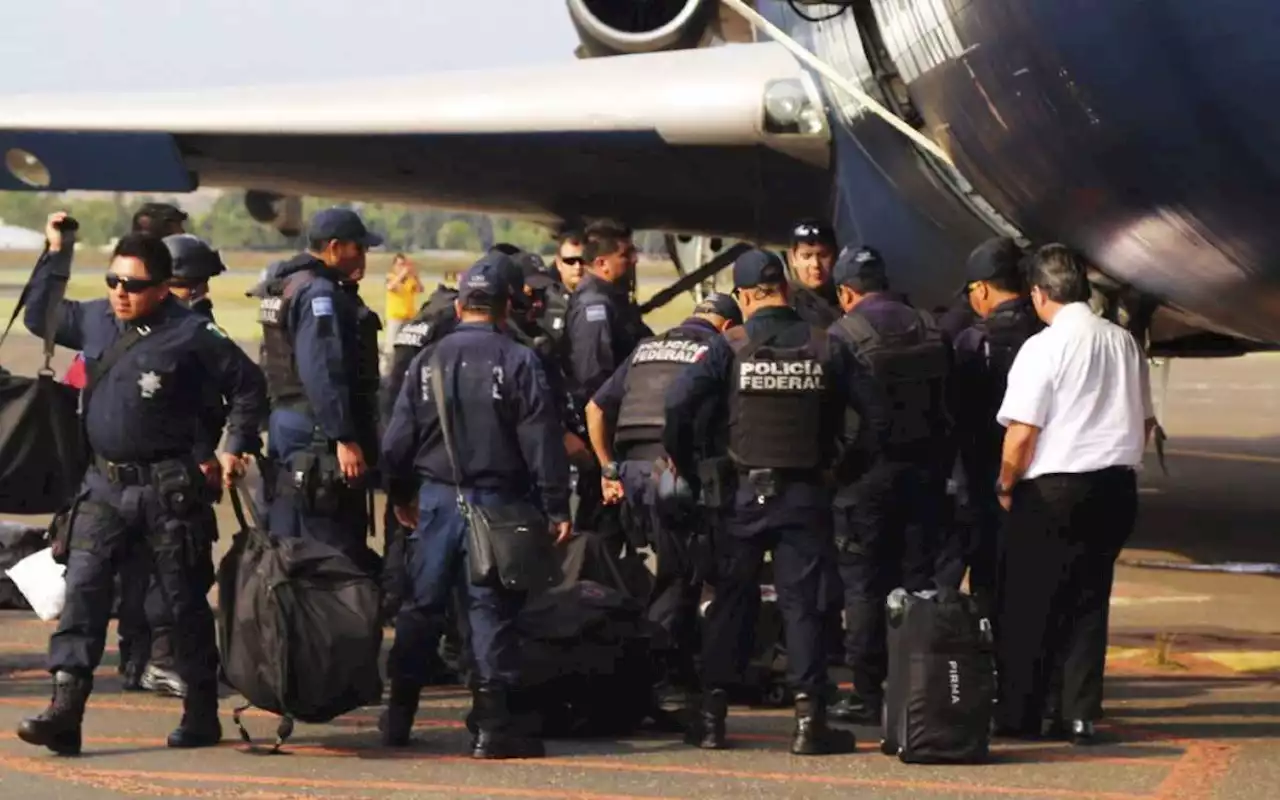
left=217, top=481, right=384, bottom=752
left=0, top=227, right=89, bottom=515
left=0, top=520, right=48, bottom=609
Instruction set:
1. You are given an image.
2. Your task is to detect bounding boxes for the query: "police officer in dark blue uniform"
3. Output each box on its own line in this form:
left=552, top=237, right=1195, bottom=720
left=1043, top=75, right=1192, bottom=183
left=381, top=257, right=571, bottom=759
left=664, top=250, right=883, bottom=755
left=827, top=247, right=953, bottom=725
left=585, top=292, right=742, bottom=691
left=121, top=234, right=232, bottom=700
left=258, top=208, right=383, bottom=568
left=786, top=219, right=843, bottom=328
left=564, top=229, right=652, bottom=541
left=951, top=237, right=1043, bottom=613
left=17, top=216, right=267, bottom=754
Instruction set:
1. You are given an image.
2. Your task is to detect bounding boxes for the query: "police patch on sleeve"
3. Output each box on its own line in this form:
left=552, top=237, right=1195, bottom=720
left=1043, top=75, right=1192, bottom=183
left=205, top=321, right=229, bottom=339
left=311, top=296, right=335, bottom=317
left=584, top=304, right=608, bottom=323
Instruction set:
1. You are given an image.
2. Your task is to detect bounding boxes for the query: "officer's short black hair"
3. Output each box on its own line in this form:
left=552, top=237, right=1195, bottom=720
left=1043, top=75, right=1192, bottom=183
left=585, top=218, right=632, bottom=240
left=558, top=228, right=586, bottom=247
left=584, top=233, right=625, bottom=263
left=130, top=202, right=187, bottom=237
left=489, top=242, right=522, bottom=256
left=113, top=233, right=174, bottom=282
left=1027, top=244, right=1091, bottom=304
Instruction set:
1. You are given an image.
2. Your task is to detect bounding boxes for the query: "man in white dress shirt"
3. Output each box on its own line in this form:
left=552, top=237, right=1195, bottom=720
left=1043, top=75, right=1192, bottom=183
left=993, top=245, right=1155, bottom=745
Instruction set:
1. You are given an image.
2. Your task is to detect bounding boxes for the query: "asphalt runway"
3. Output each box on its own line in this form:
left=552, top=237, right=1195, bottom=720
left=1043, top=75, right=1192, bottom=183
left=2, top=339, right=1280, bottom=798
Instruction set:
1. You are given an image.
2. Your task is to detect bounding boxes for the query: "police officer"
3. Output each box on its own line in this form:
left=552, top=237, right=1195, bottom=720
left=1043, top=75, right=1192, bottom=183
left=951, top=237, right=1043, bottom=612
left=585, top=292, right=742, bottom=691
left=565, top=228, right=652, bottom=541
left=535, top=229, right=585, bottom=344
left=664, top=250, right=882, bottom=755
left=827, top=247, right=952, bottom=725
left=17, top=216, right=267, bottom=754
left=380, top=257, right=571, bottom=758
left=787, top=219, right=842, bottom=328
left=258, top=208, right=383, bottom=568
left=121, top=234, right=231, bottom=700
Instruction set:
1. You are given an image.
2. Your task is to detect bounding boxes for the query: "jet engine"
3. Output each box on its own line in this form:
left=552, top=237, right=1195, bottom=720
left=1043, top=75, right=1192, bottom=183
left=567, top=0, right=716, bottom=58
left=244, top=190, right=303, bottom=238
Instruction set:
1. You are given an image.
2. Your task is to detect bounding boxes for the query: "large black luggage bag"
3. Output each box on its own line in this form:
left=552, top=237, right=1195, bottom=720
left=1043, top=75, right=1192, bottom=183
left=881, top=588, right=995, bottom=764
left=217, top=484, right=383, bottom=749
left=516, top=579, right=656, bottom=738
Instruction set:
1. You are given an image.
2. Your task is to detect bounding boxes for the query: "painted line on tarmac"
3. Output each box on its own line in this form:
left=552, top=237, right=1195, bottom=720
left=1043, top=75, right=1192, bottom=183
left=1152, top=742, right=1241, bottom=800
left=0, top=751, right=1158, bottom=800
left=1110, top=595, right=1212, bottom=608
left=1165, top=448, right=1280, bottom=465
left=0, top=755, right=674, bottom=800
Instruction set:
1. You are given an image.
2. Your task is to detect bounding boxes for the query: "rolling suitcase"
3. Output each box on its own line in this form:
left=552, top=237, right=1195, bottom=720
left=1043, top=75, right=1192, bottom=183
left=880, top=587, right=995, bottom=764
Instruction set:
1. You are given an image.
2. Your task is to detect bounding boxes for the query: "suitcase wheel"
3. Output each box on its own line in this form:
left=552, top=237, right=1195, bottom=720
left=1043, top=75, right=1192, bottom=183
left=879, top=738, right=897, bottom=756
left=763, top=683, right=791, bottom=707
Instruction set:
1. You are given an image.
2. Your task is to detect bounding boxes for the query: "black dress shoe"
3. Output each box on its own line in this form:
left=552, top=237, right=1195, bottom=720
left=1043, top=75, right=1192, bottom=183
left=1041, top=717, right=1068, bottom=740
left=1069, top=720, right=1098, bottom=746
left=830, top=693, right=881, bottom=726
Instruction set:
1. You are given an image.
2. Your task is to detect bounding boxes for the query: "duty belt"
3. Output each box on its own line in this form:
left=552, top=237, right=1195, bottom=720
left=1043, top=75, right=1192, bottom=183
left=94, top=456, right=154, bottom=486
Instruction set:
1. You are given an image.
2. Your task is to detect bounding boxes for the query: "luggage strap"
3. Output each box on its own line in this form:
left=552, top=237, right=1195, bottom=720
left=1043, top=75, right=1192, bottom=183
left=0, top=229, right=77, bottom=373
left=231, top=702, right=294, bottom=754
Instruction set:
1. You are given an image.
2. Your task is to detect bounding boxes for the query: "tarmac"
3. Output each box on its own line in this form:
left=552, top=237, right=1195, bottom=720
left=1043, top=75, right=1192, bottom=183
left=1, top=339, right=1280, bottom=799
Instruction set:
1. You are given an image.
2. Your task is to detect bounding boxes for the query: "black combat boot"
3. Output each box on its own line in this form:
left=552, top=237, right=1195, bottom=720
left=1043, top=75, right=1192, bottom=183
left=470, top=684, right=545, bottom=760
left=378, top=679, right=421, bottom=747
left=792, top=692, right=857, bottom=755
left=120, top=659, right=147, bottom=692
left=141, top=663, right=187, bottom=698
left=684, top=688, right=727, bottom=750
left=830, top=691, right=882, bottom=726
left=166, top=683, right=222, bottom=748
left=17, top=671, right=92, bottom=755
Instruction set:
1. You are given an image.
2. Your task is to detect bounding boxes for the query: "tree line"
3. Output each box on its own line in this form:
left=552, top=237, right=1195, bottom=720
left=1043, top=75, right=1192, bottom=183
left=0, top=190, right=666, bottom=255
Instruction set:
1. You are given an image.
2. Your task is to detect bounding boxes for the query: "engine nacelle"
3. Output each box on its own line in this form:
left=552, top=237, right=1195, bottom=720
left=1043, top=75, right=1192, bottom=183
left=567, top=0, right=716, bottom=58
left=244, top=190, right=303, bottom=238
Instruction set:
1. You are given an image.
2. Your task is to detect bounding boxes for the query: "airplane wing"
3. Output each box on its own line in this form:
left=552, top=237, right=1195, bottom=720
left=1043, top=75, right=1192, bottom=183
left=0, top=42, right=831, bottom=243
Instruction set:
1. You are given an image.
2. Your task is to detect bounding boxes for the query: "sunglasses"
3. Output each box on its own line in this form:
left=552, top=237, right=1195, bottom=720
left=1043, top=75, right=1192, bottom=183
left=560, top=256, right=584, bottom=266
left=105, top=274, right=164, bottom=293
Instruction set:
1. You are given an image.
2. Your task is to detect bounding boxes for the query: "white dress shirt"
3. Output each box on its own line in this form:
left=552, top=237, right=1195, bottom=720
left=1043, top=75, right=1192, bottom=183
left=997, top=302, right=1152, bottom=479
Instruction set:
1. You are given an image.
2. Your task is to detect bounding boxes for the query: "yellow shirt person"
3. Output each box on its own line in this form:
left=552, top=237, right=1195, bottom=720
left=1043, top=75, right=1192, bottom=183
left=382, top=254, right=423, bottom=373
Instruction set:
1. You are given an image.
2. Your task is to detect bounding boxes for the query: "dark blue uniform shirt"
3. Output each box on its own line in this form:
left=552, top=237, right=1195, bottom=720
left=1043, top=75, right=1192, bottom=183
left=564, top=273, right=653, bottom=410
left=277, top=255, right=370, bottom=444
left=662, top=306, right=887, bottom=502
left=23, top=256, right=267, bottom=464
left=381, top=322, right=571, bottom=520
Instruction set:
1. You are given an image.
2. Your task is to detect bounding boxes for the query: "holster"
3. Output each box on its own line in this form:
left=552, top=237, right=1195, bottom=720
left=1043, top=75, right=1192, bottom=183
left=151, top=458, right=201, bottom=517
left=696, top=457, right=735, bottom=510
left=47, top=489, right=89, bottom=565
left=282, top=449, right=343, bottom=516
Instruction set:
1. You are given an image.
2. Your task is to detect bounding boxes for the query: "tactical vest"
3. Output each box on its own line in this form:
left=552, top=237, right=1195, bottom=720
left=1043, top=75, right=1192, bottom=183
left=726, top=324, right=832, bottom=470
left=352, top=296, right=383, bottom=458
left=394, top=286, right=459, bottom=353
left=258, top=271, right=313, bottom=407
left=615, top=326, right=717, bottom=446
left=538, top=283, right=570, bottom=343
left=836, top=308, right=949, bottom=447
left=977, top=300, right=1043, bottom=407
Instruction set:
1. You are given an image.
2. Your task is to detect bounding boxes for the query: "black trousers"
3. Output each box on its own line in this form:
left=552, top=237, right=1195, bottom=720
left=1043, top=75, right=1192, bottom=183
left=995, top=467, right=1137, bottom=731
left=836, top=458, right=945, bottom=700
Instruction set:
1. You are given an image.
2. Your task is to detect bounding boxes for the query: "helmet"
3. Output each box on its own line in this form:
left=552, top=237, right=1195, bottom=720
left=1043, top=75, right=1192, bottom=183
left=162, top=234, right=226, bottom=283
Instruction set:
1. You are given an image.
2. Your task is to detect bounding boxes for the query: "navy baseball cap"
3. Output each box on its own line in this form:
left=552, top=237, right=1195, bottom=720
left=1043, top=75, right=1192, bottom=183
left=833, top=246, right=889, bottom=291
left=790, top=218, right=836, bottom=247
left=964, top=236, right=1025, bottom=286
left=693, top=292, right=743, bottom=325
left=732, top=249, right=787, bottom=290
left=458, top=256, right=511, bottom=307
left=306, top=208, right=384, bottom=248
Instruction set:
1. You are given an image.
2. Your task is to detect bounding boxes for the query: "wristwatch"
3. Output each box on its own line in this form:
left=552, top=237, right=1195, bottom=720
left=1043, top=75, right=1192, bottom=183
left=602, top=461, right=620, bottom=481
left=994, top=479, right=1014, bottom=498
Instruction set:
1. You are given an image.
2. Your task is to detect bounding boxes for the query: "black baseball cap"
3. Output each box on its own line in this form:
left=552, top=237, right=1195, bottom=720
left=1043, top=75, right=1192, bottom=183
left=789, top=218, right=836, bottom=248
left=131, top=202, right=188, bottom=234
left=306, top=208, right=384, bottom=248
left=964, top=236, right=1025, bottom=286
left=832, top=245, right=889, bottom=291
left=457, top=256, right=511, bottom=307
left=693, top=292, right=743, bottom=325
left=732, top=249, right=787, bottom=290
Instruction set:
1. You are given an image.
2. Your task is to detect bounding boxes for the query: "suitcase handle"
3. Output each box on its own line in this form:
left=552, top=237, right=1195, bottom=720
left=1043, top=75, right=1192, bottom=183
left=228, top=475, right=269, bottom=546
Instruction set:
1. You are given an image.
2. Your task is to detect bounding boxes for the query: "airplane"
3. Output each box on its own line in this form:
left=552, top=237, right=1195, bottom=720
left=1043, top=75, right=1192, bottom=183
left=0, top=0, right=1276, bottom=359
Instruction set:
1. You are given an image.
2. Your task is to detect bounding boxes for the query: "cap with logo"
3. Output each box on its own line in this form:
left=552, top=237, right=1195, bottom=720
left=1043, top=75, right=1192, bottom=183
left=964, top=236, right=1025, bottom=288
left=790, top=218, right=836, bottom=247
left=458, top=255, right=512, bottom=307
left=306, top=208, right=384, bottom=248
left=832, top=246, right=888, bottom=291
left=732, top=249, right=787, bottom=290
left=693, top=291, right=743, bottom=325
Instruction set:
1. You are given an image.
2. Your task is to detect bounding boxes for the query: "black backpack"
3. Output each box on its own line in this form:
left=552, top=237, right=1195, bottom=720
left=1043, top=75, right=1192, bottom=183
left=217, top=483, right=384, bottom=751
